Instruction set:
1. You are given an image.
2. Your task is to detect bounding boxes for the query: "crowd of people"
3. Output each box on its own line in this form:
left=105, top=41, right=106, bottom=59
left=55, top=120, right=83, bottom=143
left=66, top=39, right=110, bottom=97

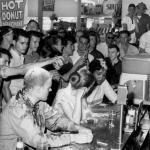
left=0, top=1, right=150, bottom=150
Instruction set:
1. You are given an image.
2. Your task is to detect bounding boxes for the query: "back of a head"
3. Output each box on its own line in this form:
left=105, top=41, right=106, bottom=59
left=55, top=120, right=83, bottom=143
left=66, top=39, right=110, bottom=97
left=24, top=67, right=52, bottom=89
left=28, top=30, right=43, bottom=39
left=69, top=69, right=95, bottom=89
left=89, top=59, right=103, bottom=73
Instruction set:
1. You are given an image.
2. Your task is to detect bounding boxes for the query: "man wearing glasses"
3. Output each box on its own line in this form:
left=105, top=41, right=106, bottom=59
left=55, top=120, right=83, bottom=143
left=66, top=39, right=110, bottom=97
left=97, top=32, right=115, bottom=58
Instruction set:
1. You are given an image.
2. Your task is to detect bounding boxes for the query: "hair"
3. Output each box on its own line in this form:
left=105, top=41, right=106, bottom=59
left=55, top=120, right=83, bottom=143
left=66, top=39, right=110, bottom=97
left=89, top=59, right=103, bottom=74
left=0, top=48, right=12, bottom=59
left=137, top=2, right=147, bottom=10
left=24, top=67, right=52, bottom=89
left=49, top=35, right=62, bottom=46
left=88, top=31, right=97, bottom=37
left=69, top=72, right=80, bottom=87
left=13, top=28, right=29, bottom=41
left=69, top=69, right=95, bottom=89
left=27, top=19, right=40, bottom=31
left=0, top=26, right=13, bottom=44
left=119, top=30, right=130, bottom=37
left=88, top=31, right=98, bottom=44
left=62, top=36, right=74, bottom=47
left=108, top=44, right=120, bottom=52
left=128, top=4, right=135, bottom=8
left=80, top=69, right=95, bottom=88
left=28, top=31, right=43, bottom=39
left=79, top=34, right=90, bottom=43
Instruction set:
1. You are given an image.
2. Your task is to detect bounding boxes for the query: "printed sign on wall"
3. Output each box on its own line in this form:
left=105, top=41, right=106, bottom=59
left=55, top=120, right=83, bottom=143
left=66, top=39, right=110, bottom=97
left=0, top=0, right=26, bottom=28
left=43, top=0, right=55, bottom=11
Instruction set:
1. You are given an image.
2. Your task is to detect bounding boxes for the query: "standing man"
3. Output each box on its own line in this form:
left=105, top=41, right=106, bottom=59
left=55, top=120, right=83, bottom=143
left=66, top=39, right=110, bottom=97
left=122, top=4, right=139, bottom=45
left=9, top=29, right=29, bottom=96
left=136, top=2, right=150, bottom=42
left=118, top=30, right=139, bottom=59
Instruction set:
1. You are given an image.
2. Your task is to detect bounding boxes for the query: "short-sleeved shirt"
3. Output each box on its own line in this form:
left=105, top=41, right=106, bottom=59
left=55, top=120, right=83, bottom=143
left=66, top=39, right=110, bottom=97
left=122, top=16, right=136, bottom=43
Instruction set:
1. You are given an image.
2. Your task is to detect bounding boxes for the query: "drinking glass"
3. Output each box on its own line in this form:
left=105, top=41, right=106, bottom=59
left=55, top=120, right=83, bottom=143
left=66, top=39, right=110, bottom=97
left=36, top=142, right=48, bottom=150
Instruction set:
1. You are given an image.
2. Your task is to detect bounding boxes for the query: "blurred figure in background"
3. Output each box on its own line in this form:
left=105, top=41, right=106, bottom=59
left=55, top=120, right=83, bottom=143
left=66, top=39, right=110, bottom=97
left=26, top=19, right=41, bottom=32
left=122, top=3, right=139, bottom=45
left=96, top=32, right=115, bottom=58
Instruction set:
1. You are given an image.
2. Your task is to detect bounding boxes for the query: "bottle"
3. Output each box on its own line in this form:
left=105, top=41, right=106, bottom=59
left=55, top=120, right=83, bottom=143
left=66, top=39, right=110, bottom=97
left=16, top=137, right=24, bottom=150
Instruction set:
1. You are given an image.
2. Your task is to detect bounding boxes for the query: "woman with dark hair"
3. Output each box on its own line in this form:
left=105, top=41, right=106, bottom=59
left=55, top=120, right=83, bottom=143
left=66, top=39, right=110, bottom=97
left=79, top=58, right=117, bottom=120
left=84, top=59, right=117, bottom=106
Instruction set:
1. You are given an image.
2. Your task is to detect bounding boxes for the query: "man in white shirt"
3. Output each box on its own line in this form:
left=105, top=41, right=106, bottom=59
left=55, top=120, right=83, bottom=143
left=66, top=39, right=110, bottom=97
left=96, top=32, right=115, bottom=57
left=122, top=4, right=139, bottom=44
left=9, top=29, right=29, bottom=96
left=71, top=35, right=94, bottom=65
left=2, top=29, right=29, bottom=104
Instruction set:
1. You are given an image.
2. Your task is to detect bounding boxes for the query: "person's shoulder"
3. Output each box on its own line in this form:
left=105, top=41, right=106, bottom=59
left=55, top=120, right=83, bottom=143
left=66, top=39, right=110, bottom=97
left=56, top=88, right=67, bottom=97
left=8, top=97, right=27, bottom=119
left=10, top=48, right=16, bottom=56
left=101, top=79, right=110, bottom=87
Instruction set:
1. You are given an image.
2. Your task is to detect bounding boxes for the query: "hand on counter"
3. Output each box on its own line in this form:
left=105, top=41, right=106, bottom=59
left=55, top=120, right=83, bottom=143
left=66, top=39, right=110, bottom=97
left=70, top=127, right=93, bottom=144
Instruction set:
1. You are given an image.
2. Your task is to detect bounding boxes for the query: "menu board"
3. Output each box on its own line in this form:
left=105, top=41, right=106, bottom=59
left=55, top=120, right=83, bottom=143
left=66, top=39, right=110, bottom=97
left=81, top=0, right=122, bottom=18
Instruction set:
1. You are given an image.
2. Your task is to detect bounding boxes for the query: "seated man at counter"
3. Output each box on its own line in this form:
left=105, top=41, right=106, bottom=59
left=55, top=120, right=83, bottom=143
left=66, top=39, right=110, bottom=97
left=0, top=67, right=93, bottom=150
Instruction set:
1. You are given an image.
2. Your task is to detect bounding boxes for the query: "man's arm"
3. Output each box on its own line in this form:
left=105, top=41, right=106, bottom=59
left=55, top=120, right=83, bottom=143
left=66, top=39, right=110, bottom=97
left=42, top=102, right=93, bottom=144
left=7, top=106, right=72, bottom=148
left=0, top=57, right=64, bottom=78
left=2, top=80, right=11, bottom=103
left=61, top=56, right=86, bottom=82
left=7, top=102, right=92, bottom=148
